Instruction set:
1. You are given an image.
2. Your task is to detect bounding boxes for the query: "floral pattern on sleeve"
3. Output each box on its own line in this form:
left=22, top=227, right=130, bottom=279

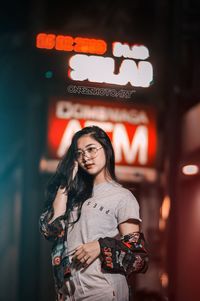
left=39, top=208, right=73, bottom=300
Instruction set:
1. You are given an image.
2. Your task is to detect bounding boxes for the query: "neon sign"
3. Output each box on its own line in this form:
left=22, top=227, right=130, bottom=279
left=36, top=33, right=107, bottom=55
left=36, top=33, right=153, bottom=88
left=68, top=54, right=152, bottom=87
left=47, top=99, right=157, bottom=167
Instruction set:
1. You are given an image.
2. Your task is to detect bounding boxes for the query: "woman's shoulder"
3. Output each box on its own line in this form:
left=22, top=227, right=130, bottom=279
left=93, top=180, right=138, bottom=205
left=107, top=182, right=139, bottom=207
left=110, top=183, right=141, bottom=222
left=110, top=181, right=136, bottom=197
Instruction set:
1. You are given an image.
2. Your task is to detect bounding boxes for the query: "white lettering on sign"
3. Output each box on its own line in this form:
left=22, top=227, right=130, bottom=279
left=56, top=101, right=149, bottom=124
left=57, top=120, right=148, bottom=165
left=57, top=119, right=81, bottom=157
left=69, top=54, right=153, bottom=88
left=112, top=42, right=149, bottom=60
left=112, top=124, right=148, bottom=164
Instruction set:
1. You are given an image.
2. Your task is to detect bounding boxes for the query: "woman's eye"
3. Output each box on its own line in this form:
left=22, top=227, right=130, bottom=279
left=87, top=147, right=96, bottom=153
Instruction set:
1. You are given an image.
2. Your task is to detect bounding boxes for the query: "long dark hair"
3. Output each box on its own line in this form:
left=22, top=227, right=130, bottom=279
left=45, top=125, right=117, bottom=221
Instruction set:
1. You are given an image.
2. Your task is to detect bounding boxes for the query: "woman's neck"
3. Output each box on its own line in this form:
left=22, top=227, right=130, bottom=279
left=93, top=173, right=112, bottom=185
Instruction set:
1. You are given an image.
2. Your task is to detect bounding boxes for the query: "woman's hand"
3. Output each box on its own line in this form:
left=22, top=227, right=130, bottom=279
left=72, top=241, right=100, bottom=268
left=48, top=187, right=67, bottom=223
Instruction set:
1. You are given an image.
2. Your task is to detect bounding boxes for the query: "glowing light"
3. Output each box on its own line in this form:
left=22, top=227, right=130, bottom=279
left=55, top=35, right=73, bottom=51
left=68, top=54, right=153, bottom=88
left=159, top=218, right=166, bottom=231
left=57, top=119, right=81, bottom=157
left=182, top=164, right=199, bottom=175
left=113, top=124, right=148, bottom=164
left=36, top=32, right=153, bottom=89
left=36, top=33, right=56, bottom=49
left=137, top=61, right=153, bottom=87
left=36, top=33, right=107, bottom=55
left=160, top=272, right=169, bottom=288
left=160, top=195, right=171, bottom=220
left=45, top=71, right=53, bottom=78
left=113, top=42, right=149, bottom=59
left=57, top=119, right=149, bottom=164
left=47, top=100, right=157, bottom=167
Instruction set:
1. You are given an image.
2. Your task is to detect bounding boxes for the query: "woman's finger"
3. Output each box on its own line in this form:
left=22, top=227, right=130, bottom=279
left=76, top=244, right=83, bottom=250
left=83, top=256, right=94, bottom=268
left=72, top=245, right=83, bottom=258
left=76, top=252, right=86, bottom=261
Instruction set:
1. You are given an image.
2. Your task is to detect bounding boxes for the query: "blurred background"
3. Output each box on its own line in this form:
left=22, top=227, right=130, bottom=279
left=0, top=0, right=200, bottom=300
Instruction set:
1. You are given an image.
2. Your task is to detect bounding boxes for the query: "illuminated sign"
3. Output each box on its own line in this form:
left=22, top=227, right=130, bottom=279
left=68, top=55, right=152, bottom=87
left=46, top=99, right=157, bottom=169
left=36, top=33, right=153, bottom=88
left=36, top=33, right=107, bottom=54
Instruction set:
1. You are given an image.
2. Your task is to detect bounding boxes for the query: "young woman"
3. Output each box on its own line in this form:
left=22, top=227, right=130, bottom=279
left=39, top=125, right=148, bottom=301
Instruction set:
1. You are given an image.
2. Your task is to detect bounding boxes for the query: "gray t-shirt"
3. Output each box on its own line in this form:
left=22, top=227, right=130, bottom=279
left=66, top=180, right=141, bottom=301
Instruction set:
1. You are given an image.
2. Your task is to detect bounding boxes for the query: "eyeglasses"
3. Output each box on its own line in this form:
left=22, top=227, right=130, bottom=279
left=75, top=146, right=103, bottom=161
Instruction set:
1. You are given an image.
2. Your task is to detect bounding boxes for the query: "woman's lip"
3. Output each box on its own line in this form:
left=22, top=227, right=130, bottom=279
left=85, top=164, right=95, bottom=169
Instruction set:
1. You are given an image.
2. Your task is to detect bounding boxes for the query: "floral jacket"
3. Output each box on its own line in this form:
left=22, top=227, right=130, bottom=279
left=39, top=207, right=73, bottom=300
left=39, top=207, right=149, bottom=300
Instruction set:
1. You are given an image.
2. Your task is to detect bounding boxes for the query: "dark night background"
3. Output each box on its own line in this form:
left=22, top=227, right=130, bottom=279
left=0, top=1, right=200, bottom=301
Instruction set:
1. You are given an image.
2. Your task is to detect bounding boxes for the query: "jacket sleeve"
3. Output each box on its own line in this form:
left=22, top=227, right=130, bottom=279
left=39, top=207, right=66, bottom=242
left=98, top=232, right=149, bottom=276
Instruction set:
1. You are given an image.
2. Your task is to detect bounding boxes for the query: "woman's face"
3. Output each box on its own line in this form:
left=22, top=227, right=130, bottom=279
left=76, top=135, right=107, bottom=182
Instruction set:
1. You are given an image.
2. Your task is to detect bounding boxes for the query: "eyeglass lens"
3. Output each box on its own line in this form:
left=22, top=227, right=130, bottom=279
left=76, top=146, right=102, bottom=160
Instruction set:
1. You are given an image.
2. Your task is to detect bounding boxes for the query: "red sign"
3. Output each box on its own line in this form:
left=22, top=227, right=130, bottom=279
left=47, top=99, right=157, bottom=168
left=36, top=33, right=107, bottom=55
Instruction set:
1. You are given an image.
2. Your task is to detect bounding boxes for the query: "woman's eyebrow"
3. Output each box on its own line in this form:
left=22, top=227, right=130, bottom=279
left=77, top=143, right=96, bottom=150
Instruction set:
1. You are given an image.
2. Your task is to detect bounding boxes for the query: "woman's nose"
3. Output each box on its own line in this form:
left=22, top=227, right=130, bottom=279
left=82, top=153, right=88, bottom=162
left=82, top=152, right=92, bottom=162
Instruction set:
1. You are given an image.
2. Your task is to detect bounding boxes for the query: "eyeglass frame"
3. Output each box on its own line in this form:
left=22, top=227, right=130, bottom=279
left=75, top=145, right=103, bottom=161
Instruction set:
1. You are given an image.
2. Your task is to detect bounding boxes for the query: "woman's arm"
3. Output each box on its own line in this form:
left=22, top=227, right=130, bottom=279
left=118, top=219, right=140, bottom=236
left=98, top=222, right=148, bottom=275
left=39, top=188, right=67, bottom=241
left=72, top=220, right=147, bottom=272
left=72, top=197, right=148, bottom=273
